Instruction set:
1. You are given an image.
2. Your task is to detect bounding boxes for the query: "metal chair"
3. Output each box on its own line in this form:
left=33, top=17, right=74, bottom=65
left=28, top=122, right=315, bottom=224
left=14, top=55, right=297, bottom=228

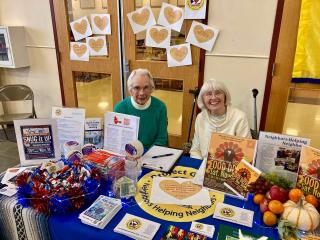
left=0, top=84, right=37, bottom=139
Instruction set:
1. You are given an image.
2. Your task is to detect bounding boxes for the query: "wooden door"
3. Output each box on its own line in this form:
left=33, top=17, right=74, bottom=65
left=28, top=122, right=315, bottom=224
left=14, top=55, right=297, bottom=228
left=123, top=1, right=201, bottom=148
left=51, top=0, right=121, bottom=116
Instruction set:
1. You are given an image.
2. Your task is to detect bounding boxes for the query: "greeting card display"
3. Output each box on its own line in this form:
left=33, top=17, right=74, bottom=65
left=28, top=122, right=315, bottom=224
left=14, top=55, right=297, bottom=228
left=70, top=16, right=92, bottom=41
left=167, top=43, right=192, bottom=67
left=203, top=133, right=257, bottom=196
left=157, top=2, right=184, bottom=32
left=185, top=0, right=207, bottom=19
left=146, top=26, right=171, bottom=48
left=186, top=21, right=219, bottom=51
left=86, top=36, right=108, bottom=56
left=90, top=14, right=111, bottom=35
left=127, top=5, right=156, bottom=34
left=14, top=119, right=60, bottom=166
left=70, top=42, right=89, bottom=61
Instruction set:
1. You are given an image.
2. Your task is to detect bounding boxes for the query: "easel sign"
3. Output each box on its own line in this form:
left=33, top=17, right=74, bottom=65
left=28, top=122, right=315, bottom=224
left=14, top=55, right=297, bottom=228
left=14, top=119, right=61, bottom=166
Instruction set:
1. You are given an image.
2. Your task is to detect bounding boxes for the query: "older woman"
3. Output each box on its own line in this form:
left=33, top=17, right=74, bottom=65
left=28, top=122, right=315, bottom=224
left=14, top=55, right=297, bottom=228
left=190, top=79, right=251, bottom=160
left=114, top=68, right=168, bottom=148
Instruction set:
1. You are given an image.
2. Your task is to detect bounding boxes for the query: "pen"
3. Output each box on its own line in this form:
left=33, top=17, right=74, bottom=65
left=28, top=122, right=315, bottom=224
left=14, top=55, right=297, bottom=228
left=152, top=153, right=174, bottom=159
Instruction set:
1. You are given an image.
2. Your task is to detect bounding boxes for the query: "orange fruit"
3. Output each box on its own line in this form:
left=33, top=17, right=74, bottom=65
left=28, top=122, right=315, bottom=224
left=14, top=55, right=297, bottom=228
left=268, top=200, right=284, bottom=214
left=288, top=188, right=304, bottom=202
left=263, top=211, right=277, bottom=226
left=253, top=194, right=265, bottom=205
left=305, top=194, right=318, bottom=208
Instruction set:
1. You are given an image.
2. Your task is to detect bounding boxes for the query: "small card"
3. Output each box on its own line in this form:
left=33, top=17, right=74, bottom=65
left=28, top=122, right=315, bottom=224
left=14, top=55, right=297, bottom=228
left=186, top=21, right=219, bottom=52
left=127, top=5, right=156, bottom=34
left=86, top=36, right=108, bottom=56
left=90, top=14, right=111, bottom=35
left=0, top=186, right=17, bottom=197
left=70, top=16, right=92, bottom=41
left=213, top=202, right=254, bottom=228
left=70, top=42, right=89, bottom=61
left=167, top=43, right=192, bottom=67
left=190, top=222, right=215, bottom=238
left=157, top=2, right=184, bottom=32
left=146, top=26, right=171, bottom=48
left=185, top=0, right=207, bottom=20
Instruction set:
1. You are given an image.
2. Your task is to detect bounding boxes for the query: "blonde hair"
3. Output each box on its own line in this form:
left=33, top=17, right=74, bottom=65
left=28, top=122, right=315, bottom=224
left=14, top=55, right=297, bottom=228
left=197, top=79, right=231, bottom=109
left=127, top=68, right=155, bottom=91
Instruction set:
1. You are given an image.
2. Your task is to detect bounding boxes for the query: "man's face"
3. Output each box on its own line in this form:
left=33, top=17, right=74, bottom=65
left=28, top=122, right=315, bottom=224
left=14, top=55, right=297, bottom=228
left=129, top=75, right=152, bottom=105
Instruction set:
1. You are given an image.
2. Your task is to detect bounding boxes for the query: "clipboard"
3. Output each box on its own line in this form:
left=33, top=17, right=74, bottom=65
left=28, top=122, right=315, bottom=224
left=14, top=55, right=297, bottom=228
left=141, top=145, right=183, bottom=172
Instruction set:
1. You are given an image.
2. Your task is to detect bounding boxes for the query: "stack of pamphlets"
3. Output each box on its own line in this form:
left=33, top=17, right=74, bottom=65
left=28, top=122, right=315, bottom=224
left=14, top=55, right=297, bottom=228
left=114, top=213, right=160, bottom=240
left=79, top=195, right=122, bottom=229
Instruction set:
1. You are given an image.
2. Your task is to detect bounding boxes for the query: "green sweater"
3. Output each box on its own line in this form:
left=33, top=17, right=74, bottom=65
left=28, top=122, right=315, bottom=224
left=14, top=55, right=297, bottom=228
left=114, top=96, right=168, bottom=149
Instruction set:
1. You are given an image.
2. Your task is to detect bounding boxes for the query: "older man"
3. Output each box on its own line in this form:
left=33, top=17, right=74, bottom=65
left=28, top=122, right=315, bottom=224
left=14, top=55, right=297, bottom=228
left=114, top=68, right=168, bottom=149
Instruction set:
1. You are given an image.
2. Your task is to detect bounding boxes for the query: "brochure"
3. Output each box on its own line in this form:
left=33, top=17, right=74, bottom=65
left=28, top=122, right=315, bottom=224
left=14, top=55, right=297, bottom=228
left=255, top=131, right=310, bottom=187
left=104, top=112, right=139, bottom=154
left=84, top=118, right=103, bottom=148
left=202, top=133, right=257, bottom=195
left=217, top=224, right=269, bottom=240
left=160, top=225, right=207, bottom=240
left=296, top=145, right=320, bottom=201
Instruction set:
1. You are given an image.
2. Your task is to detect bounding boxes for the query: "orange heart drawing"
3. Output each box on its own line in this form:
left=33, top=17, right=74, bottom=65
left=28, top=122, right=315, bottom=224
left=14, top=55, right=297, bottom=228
left=149, top=28, right=168, bottom=44
left=89, top=38, right=104, bottom=52
left=73, top=19, right=88, bottom=35
left=159, top=180, right=202, bottom=200
left=193, top=25, right=214, bottom=43
left=72, top=44, right=87, bottom=57
left=164, top=7, right=182, bottom=24
left=94, top=16, right=108, bottom=31
left=170, top=46, right=188, bottom=62
left=132, top=8, right=150, bottom=26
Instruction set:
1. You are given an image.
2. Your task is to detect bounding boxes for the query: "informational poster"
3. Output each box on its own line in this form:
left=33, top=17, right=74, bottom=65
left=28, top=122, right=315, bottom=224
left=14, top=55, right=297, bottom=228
left=184, top=0, right=207, bottom=19
left=104, top=112, right=139, bottom=154
left=14, top=119, right=60, bottom=166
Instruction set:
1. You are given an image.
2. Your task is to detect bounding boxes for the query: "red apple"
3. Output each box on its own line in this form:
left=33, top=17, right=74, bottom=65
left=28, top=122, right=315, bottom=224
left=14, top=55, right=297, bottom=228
left=259, top=198, right=269, bottom=213
left=269, top=185, right=288, bottom=203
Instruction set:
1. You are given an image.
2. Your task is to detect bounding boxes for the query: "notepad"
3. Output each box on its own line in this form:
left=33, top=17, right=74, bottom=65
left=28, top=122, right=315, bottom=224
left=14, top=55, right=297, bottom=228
left=141, top=146, right=183, bottom=172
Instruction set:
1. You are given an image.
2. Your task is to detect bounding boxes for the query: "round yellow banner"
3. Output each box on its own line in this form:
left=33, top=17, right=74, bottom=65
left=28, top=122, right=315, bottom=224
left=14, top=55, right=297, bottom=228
left=186, top=0, right=205, bottom=10
left=135, top=166, right=224, bottom=222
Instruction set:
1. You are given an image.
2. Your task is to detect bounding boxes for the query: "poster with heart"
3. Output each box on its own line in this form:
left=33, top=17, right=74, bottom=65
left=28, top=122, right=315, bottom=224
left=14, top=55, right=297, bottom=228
left=90, top=14, right=111, bottom=35
left=150, top=177, right=211, bottom=205
left=70, top=16, right=92, bottom=41
left=157, top=2, right=184, bottom=32
left=70, top=42, right=89, bottom=61
left=86, top=36, right=108, bottom=56
left=127, top=5, right=156, bottom=34
left=186, top=21, right=219, bottom=51
left=167, top=43, right=192, bottom=67
left=145, top=26, right=170, bottom=48
left=185, top=0, right=207, bottom=19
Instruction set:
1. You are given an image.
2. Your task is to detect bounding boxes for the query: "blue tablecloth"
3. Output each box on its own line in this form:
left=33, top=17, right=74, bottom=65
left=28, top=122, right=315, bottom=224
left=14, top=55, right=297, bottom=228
left=48, top=156, right=280, bottom=239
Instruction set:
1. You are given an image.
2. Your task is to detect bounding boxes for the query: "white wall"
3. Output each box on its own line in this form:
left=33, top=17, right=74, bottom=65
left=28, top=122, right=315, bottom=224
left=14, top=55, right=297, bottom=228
left=204, top=0, right=278, bottom=129
left=0, top=0, right=62, bottom=118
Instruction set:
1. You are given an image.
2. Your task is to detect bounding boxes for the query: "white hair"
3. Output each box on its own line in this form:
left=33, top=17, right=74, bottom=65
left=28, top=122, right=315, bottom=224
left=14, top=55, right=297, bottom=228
left=197, top=79, right=231, bottom=109
left=127, top=68, right=155, bottom=91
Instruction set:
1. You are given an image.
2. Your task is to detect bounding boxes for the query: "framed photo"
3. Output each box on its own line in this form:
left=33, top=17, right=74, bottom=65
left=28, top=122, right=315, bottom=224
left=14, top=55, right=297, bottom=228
left=14, top=119, right=61, bottom=166
left=80, top=0, right=95, bottom=9
left=150, top=0, right=168, bottom=7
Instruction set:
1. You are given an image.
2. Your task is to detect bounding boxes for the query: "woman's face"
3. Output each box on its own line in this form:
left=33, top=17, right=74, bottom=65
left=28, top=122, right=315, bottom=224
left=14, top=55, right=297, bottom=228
left=203, top=89, right=226, bottom=115
left=129, top=74, right=152, bottom=105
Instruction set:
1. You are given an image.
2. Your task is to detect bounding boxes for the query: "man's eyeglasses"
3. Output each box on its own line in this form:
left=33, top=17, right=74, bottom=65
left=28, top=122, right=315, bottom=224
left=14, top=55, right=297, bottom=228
left=132, top=86, right=152, bottom=93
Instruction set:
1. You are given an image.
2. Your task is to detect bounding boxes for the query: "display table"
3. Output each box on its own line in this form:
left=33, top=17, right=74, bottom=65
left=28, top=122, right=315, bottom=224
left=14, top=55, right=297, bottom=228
left=0, top=157, right=280, bottom=240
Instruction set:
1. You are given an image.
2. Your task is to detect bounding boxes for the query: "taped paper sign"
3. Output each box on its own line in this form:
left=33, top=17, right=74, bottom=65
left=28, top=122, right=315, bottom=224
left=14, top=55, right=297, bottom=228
left=185, top=0, right=207, bottom=19
left=70, top=16, right=92, bottom=41
left=90, top=14, right=111, bottom=35
left=86, top=36, right=108, bottom=56
left=146, top=26, right=170, bottom=48
left=158, top=2, right=184, bottom=32
left=70, top=42, right=89, bottom=61
left=127, top=5, right=156, bottom=34
left=167, top=43, right=192, bottom=67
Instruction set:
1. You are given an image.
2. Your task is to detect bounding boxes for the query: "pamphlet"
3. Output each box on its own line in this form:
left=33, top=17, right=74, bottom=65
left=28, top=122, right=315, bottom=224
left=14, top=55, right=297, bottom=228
left=190, top=221, right=214, bottom=238
left=255, top=132, right=310, bottom=187
left=202, top=133, right=257, bottom=195
left=217, top=224, right=269, bottom=240
left=84, top=118, right=103, bottom=148
left=104, top=112, right=139, bottom=154
left=296, top=145, right=320, bottom=201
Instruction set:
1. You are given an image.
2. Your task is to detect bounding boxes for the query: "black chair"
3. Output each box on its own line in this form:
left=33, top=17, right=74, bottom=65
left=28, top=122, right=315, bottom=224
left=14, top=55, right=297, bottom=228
left=0, top=84, right=37, bottom=139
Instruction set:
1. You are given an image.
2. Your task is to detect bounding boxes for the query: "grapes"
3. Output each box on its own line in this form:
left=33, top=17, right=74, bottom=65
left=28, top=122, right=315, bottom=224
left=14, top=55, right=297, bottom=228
left=248, top=176, right=271, bottom=194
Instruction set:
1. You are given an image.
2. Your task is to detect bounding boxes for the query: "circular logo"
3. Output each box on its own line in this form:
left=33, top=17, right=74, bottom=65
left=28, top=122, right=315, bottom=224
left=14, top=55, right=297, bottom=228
left=220, top=207, right=235, bottom=217
left=126, top=218, right=142, bottom=230
left=55, top=108, right=62, bottom=116
left=195, top=223, right=204, bottom=230
left=187, top=0, right=205, bottom=10
left=135, top=166, right=224, bottom=222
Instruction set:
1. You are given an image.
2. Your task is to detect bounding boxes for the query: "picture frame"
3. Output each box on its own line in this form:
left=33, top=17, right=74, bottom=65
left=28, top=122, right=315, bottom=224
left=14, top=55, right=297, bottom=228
left=80, top=0, right=95, bottom=9
left=150, top=0, right=168, bottom=7
left=14, top=118, right=61, bottom=166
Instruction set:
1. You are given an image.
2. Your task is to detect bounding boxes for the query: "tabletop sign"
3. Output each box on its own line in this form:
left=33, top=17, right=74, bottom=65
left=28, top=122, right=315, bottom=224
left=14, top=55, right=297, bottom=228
left=135, top=166, right=224, bottom=222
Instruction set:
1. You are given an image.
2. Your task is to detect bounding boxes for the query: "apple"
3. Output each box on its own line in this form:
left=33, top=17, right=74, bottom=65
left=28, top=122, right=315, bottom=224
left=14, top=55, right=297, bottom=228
left=269, top=185, right=288, bottom=203
left=259, top=198, right=269, bottom=213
